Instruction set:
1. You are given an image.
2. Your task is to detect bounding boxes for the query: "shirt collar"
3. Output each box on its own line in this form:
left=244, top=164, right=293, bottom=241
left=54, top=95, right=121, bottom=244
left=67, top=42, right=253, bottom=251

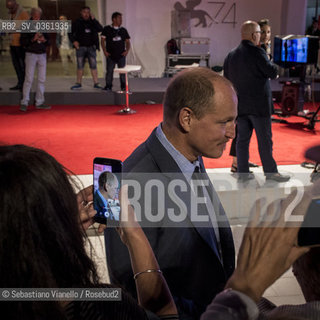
left=97, top=189, right=109, bottom=208
left=156, top=123, right=200, bottom=181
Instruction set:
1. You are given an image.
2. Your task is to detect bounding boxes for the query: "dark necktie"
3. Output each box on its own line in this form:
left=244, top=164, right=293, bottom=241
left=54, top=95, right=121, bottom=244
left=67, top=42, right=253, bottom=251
left=192, top=166, right=221, bottom=260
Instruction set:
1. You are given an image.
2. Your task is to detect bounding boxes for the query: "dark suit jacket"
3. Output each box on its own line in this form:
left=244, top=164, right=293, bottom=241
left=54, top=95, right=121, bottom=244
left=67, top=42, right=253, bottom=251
left=94, top=190, right=114, bottom=220
left=223, top=40, right=278, bottom=117
left=104, top=128, right=235, bottom=319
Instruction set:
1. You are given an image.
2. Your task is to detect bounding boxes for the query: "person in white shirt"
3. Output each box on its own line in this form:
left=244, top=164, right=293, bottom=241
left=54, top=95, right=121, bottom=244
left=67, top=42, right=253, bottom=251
left=56, top=15, right=75, bottom=76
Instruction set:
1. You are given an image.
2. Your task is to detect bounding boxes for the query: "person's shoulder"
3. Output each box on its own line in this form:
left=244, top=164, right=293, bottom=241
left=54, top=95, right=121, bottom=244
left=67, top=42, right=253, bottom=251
left=123, top=141, right=153, bottom=173
left=244, top=41, right=266, bottom=56
left=73, top=18, right=82, bottom=26
left=103, top=25, right=114, bottom=33
left=124, top=129, right=160, bottom=173
left=226, top=46, right=237, bottom=56
left=20, top=11, right=29, bottom=20
left=120, top=27, right=130, bottom=37
left=224, top=45, right=239, bottom=64
left=255, top=45, right=266, bottom=54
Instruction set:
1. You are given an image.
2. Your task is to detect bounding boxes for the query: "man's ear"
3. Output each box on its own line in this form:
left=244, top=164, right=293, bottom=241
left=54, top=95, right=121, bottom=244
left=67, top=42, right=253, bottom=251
left=252, top=32, right=258, bottom=44
left=178, top=107, right=194, bottom=132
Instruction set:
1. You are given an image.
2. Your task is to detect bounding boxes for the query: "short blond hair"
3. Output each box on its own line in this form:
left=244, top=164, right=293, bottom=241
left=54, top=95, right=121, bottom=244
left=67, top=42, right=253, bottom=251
left=31, top=7, right=42, bottom=16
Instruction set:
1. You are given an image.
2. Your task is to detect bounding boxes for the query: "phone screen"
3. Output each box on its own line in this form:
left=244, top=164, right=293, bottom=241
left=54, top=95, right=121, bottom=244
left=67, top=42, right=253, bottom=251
left=297, top=199, right=320, bottom=247
left=93, top=158, right=122, bottom=225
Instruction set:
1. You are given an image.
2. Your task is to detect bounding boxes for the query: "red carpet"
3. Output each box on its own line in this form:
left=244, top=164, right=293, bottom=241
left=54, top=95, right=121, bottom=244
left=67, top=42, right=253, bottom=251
left=0, top=103, right=319, bottom=175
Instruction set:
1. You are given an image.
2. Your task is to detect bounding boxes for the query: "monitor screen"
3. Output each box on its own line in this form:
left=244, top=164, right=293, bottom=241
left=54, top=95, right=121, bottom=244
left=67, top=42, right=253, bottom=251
left=273, top=35, right=318, bottom=67
left=282, top=38, right=308, bottom=63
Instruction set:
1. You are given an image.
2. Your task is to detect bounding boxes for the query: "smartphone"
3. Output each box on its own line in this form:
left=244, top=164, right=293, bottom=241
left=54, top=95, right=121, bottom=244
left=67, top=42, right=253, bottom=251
left=297, top=198, right=320, bottom=247
left=93, top=157, right=122, bottom=225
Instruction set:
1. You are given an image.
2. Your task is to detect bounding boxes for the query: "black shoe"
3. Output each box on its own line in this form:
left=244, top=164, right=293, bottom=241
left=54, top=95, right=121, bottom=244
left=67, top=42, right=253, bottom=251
left=238, top=173, right=255, bottom=181
left=266, top=173, right=290, bottom=182
left=93, top=83, right=103, bottom=89
left=10, top=85, right=22, bottom=90
left=36, top=103, right=51, bottom=110
left=249, top=162, right=259, bottom=168
left=231, top=164, right=252, bottom=173
left=103, top=86, right=112, bottom=91
left=20, top=104, right=28, bottom=112
left=70, top=83, right=82, bottom=90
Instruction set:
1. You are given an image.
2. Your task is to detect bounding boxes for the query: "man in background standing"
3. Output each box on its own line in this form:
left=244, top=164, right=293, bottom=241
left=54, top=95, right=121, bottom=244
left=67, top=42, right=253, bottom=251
left=20, top=7, right=50, bottom=111
left=101, top=12, right=131, bottom=91
left=56, top=15, right=74, bottom=76
left=6, top=0, right=29, bottom=91
left=224, top=20, right=290, bottom=182
left=70, top=6, right=103, bottom=90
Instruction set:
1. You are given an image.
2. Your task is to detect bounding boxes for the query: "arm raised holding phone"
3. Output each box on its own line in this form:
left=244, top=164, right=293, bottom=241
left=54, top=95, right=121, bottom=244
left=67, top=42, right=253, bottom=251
left=201, top=178, right=320, bottom=320
left=77, top=184, right=178, bottom=318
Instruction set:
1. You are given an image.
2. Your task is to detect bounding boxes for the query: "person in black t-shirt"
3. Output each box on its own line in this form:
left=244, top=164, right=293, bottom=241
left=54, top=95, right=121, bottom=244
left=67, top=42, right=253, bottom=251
left=69, top=6, right=103, bottom=90
left=101, top=12, right=131, bottom=91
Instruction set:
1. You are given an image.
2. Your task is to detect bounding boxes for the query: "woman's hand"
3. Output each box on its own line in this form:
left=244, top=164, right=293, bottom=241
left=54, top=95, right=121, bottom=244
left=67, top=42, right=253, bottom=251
left=77, top=185, right=96, bottom=230
left=117, top=185, right=144, bottom=246
left=225, top=187, right=314, bottom=302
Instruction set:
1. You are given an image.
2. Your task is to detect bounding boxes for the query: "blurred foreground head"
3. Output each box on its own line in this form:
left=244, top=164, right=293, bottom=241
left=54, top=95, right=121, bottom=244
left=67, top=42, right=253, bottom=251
left=0, top=145, right=98, bottom=319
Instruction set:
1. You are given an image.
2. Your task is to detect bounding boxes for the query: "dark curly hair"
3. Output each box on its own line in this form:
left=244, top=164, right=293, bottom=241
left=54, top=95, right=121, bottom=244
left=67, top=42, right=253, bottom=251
left=0, top=145, right=99, bottom=319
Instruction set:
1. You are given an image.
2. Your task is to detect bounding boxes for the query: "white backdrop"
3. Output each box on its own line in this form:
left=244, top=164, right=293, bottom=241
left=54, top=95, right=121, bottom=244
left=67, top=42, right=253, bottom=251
left=102, top=0, right=307, bottom=77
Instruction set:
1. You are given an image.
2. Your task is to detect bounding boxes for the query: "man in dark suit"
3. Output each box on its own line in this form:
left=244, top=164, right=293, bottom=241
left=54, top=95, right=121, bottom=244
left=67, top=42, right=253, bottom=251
left=94, top=171, right=119, bottom=220
left=105, top=68, right=236, bottom=319
left=224, top=20, right=290, bottom=182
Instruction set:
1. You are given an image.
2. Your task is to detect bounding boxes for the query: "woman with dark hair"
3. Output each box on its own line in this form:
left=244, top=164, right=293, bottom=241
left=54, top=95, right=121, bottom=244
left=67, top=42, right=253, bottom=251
left=258, top=19, right=272, bottom=59
left=0, top=144, right=177, bottom=320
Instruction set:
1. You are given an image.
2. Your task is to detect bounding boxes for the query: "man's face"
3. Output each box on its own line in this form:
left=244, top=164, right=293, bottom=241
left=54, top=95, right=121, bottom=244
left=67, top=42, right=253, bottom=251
left=187, top=81, right=237, bottom=159
left=252, top=25, right=261, bottom=46
left=106, top=177, right=119, bottom=200
left=6, top=0, right=16, bottom=12
left=113, top=15, right=122, bottom=27
left=32, top=10, right=41, bottom=20
left=81, top=8, right=90, bottom=20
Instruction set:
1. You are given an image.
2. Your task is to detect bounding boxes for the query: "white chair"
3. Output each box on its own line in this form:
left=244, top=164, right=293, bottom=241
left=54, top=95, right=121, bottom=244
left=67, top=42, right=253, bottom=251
left=114, top=65, right=142, bottom=114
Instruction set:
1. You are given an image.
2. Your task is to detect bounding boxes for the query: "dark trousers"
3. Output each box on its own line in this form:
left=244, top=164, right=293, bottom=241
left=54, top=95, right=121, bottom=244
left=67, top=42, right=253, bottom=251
left=229, top=125, right=237, bottom=157
left=236, top=115, right=277, bottom=174
left=105, top=56, right=126, bottom=89
left=10, top=46, right=26, bottom=87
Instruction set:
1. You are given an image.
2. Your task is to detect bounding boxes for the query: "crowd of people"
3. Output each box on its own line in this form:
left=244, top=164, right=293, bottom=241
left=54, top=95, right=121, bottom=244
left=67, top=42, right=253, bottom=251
left=1, top=112, right=319, bottom=320
left=5, top=1, right=131, bottom=110
left=1, top=63, right=320, bottom=320
left=2, top=2, right=320, bottom=319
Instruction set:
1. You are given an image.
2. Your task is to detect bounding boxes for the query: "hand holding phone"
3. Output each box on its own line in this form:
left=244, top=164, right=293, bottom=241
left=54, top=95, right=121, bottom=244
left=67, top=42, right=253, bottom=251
left=76, top=185, right=96, bottom=230
left=93, top=158, right=122, bottom=225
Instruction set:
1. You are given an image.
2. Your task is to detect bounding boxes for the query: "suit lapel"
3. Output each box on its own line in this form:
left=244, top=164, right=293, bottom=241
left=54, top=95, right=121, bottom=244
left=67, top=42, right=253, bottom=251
left=202, top=163, right=235, bottom=275
left=145, top=130, right=223, bottom=260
